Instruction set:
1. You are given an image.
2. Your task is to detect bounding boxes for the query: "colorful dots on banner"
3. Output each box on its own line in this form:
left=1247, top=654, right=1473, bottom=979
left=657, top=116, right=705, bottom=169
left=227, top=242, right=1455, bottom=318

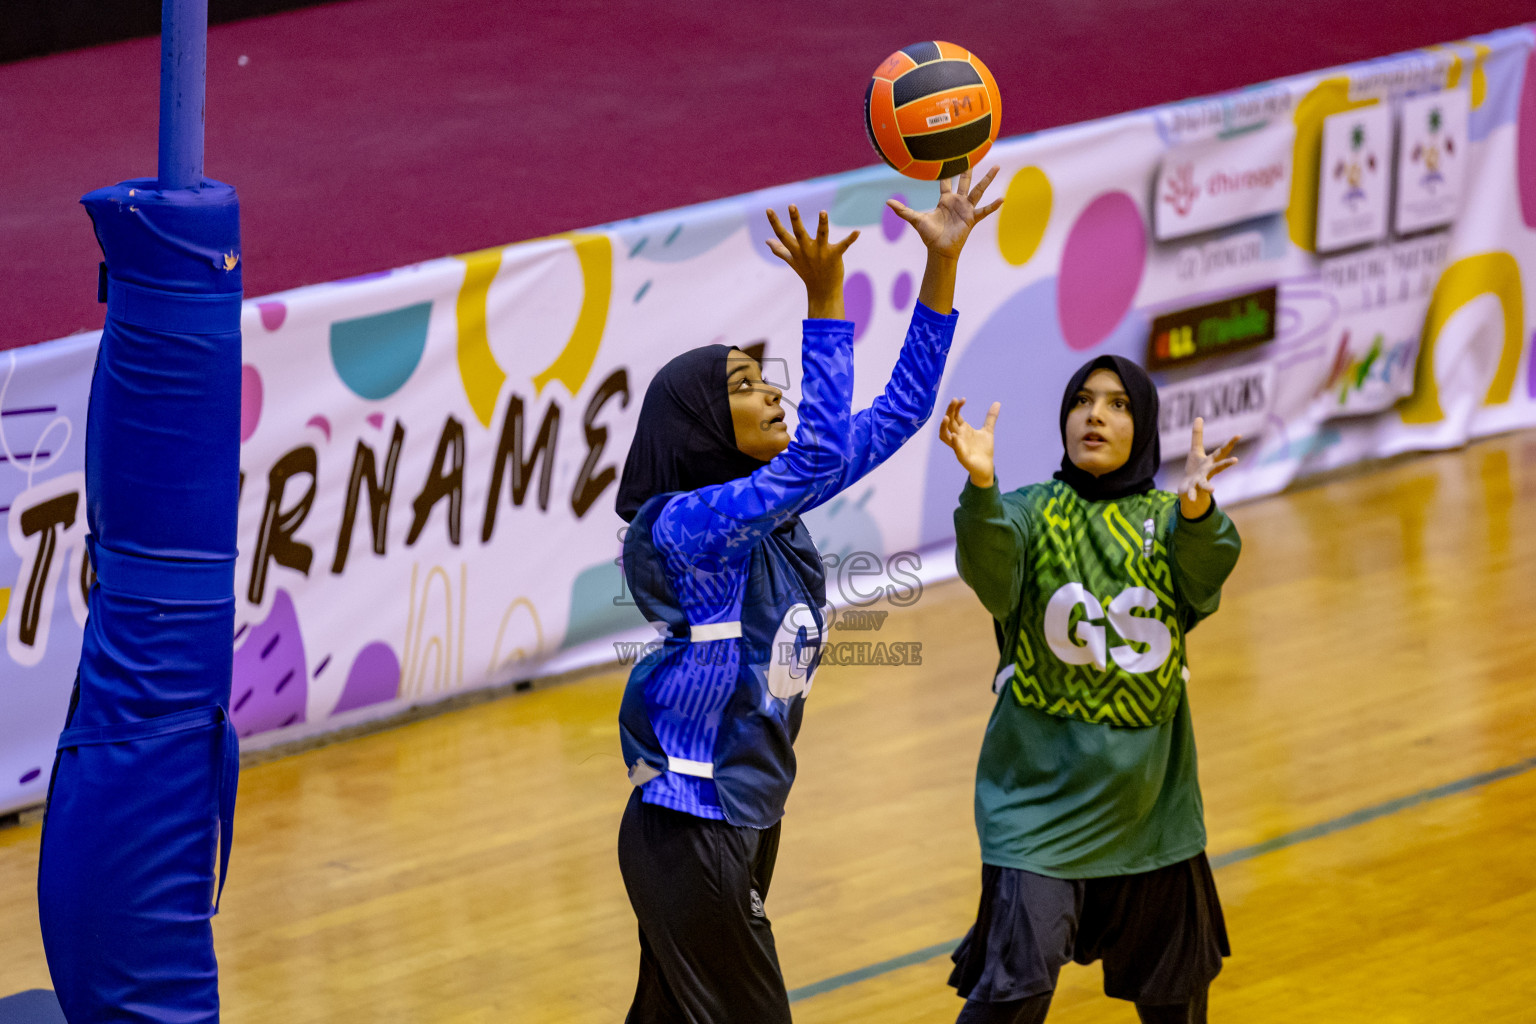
left=330, top=301, right=431, bottom=401
left=997, top=166, right=1052, bottom=266
left=257, top=301, right=286, bottom=331
left=367, top=413, right=385, bottom=430
left=882, top=197, right=908, bottom=241
left=845, top=272, right=873, bottom=341
left=18, top=768, right=40, bottom=785
left=306, top=415, right=331, bottom=443
left=332, top=641, right=401, bottom=714
left=892, top=271, right=913, bottom=310
left=239, top=364, right=263, bottom=443
left=1057, top=192, right=1145, bottom=350
left=1519, top=47, right=1536, bottom=229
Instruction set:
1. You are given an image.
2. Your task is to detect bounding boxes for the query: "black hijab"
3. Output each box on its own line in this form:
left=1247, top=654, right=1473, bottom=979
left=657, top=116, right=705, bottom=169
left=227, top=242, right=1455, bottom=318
left=1052, top=354, right=1161, bottom=501
left=615, top=344, right=768, bottom=523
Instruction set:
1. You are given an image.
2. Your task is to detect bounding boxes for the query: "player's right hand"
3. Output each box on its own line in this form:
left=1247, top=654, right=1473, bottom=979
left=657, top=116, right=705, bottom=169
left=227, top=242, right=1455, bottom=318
left=939, top=397, right=999, bottom=488
left=764, top=205, right=859, bottom=320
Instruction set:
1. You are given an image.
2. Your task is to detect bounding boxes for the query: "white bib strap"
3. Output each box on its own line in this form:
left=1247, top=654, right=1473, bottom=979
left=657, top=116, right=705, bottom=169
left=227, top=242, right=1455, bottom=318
left=689, top=621, right=742, bottom=642
left=667, top=756, right=715, bottom=779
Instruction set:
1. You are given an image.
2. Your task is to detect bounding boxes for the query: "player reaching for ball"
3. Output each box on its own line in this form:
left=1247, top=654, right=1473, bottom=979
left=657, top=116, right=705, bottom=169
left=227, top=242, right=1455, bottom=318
left=613, top=168, right=1001, bottom=1024
left=939, top=358, right=1242, bottom=1024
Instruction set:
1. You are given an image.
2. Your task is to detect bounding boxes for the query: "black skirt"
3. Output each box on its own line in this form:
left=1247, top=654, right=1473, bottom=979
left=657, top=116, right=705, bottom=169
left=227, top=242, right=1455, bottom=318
left=949, top=853, right=1229, bottom=1005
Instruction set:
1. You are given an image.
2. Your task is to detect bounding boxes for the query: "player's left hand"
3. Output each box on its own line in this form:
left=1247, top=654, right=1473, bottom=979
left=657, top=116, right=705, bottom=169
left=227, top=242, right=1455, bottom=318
left=1178, top=417, right=1239, bottom=519
left=886, top=166, right=1003, bottom=261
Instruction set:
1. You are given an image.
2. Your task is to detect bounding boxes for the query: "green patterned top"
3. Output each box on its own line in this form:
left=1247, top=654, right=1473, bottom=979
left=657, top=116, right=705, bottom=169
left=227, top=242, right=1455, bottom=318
left=955, top=478, right=1240, bottom=877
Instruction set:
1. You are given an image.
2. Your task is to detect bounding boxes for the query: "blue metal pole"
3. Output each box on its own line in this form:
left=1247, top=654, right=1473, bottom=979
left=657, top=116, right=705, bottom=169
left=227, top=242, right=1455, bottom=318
left=158, top=0, right=208, bottom=190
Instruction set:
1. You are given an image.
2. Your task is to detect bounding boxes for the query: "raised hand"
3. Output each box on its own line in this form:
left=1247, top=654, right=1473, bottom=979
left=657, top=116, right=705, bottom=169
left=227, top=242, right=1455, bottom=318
left=1178, top=417, right=1239, bottom=519
left=764, top=205, right=860, bottom=320
left=886, top=166, right=1003, bottom=262
left=939, top=397, right=1000, bottom=488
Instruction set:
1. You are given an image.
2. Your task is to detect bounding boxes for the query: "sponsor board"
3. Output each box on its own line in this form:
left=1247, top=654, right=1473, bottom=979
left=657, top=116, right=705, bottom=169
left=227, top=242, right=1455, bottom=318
left=1147, top=286, right=1277, bottom=371
left=1157, top=362, right=1276, bottom=459
left=1154, top=122, right=1294, bottom=241
left=1316, top=105, right=1393, bottom=252
left=1172, top=230, right=1267, bottom=286
left=1316, top=234, right=1449, bottom=416
left=1395, top=89, right=1469, bottom=235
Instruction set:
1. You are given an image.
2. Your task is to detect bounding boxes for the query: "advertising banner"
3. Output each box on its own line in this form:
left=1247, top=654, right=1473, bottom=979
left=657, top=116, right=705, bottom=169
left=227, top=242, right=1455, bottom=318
left=2, top=27, right=1534, bottom=813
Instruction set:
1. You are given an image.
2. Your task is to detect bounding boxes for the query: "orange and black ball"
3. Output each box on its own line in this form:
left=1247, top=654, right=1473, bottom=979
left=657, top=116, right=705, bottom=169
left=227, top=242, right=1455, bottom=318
left=864, top=41, right=1002, bottom=181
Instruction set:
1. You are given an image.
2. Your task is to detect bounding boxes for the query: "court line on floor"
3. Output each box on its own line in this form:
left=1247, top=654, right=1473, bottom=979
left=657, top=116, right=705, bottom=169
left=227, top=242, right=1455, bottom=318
left=787, top=750, right=1536, bottom=1003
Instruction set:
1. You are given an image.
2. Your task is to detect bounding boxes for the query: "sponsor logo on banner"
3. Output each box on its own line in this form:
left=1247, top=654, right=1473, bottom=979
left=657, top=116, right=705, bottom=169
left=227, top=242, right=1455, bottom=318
left=1319, top=234, right=1449, bottom=315
left=1315, top=234, right=1449, bottom=417
left=1157, top=362, right=1276, bottom=460
left=1147, top=286, right=1277, bottom=370
left=1174, top=231, right=1266, bottom=284
left=1154, top=122, right=1294, bottom=241
left=1157, top=88, right=1293, bottom=145
left=1395, top=89, right=1468, bottom=235
left=1315, top=105, right=1392, bottom=252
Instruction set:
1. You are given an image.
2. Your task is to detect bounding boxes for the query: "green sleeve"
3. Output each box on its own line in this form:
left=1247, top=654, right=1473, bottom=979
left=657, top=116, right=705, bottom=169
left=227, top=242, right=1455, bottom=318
left=1169, top=500, right=1241, bottom=621
left=954, top=479, right=1031, bottom=623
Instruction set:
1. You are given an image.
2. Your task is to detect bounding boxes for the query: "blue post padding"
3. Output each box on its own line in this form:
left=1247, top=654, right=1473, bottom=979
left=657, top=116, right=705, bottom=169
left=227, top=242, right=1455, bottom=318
left=38, top=707, right=238, bottom=1023
left=37, top=178, right=241, bottom=1022
left=81, top=179, right=241, bottom=563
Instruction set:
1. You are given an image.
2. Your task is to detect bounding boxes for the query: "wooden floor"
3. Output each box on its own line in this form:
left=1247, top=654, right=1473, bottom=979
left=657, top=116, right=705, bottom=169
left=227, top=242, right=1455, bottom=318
left=2, top=431, right=1535, bottom=1022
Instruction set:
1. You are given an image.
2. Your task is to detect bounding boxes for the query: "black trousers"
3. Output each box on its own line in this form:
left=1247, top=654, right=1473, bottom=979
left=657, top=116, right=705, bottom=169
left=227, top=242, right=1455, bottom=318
left=618, top=789, right=791, bottom=1024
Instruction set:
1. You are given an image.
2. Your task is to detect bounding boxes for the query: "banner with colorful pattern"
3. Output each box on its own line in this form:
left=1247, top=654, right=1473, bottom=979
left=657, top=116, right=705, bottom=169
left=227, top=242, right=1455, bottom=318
left=2, top=27, right=1534, bottom=812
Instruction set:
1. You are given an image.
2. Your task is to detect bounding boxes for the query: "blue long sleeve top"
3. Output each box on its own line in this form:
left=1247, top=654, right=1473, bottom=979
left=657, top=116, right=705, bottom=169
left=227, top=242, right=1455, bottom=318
left=619, top=302, right=958, bottom=827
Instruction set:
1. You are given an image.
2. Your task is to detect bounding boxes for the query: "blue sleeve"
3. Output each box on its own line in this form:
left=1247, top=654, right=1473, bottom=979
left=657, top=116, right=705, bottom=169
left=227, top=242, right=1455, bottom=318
left=806, top=301, right=957, bottom=508
left=653, top=318, right=854, bottom=569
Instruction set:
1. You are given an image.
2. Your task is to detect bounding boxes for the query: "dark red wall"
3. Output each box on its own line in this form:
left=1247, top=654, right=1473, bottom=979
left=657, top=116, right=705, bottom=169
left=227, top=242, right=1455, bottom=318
left=3, top=0, right=1530, bottom=348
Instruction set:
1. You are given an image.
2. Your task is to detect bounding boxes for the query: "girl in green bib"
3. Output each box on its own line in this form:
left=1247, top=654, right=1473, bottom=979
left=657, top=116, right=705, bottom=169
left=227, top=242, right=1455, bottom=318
left=939, top=355, right=1241, bottom=1024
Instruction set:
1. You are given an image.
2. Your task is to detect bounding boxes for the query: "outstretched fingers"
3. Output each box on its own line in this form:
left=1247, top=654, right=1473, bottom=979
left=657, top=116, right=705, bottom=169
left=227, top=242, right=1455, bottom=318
left=982, top=401, right=1000, bottom=433
left=788, top=204, right=812, bottom=249
left=939, top=398, right=965, bottom=442
left=967, top=166, right=998, bottom=205
left=885, top=197, right=920, bottom=226
left=831, top=227, right=861, bottom=255
left=765, top=208, right=798, bottom=256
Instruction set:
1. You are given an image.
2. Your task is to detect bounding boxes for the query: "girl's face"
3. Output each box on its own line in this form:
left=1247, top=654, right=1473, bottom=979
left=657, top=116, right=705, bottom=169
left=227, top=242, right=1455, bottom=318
left=726, top=350, right=788, bottom=460
left=1065, top=368, right=1134, bottom=476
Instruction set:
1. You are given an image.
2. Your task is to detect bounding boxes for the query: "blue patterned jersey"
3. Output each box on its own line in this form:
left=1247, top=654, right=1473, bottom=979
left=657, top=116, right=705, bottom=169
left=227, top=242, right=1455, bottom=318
left=618, top=303, right=958, bottom=827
